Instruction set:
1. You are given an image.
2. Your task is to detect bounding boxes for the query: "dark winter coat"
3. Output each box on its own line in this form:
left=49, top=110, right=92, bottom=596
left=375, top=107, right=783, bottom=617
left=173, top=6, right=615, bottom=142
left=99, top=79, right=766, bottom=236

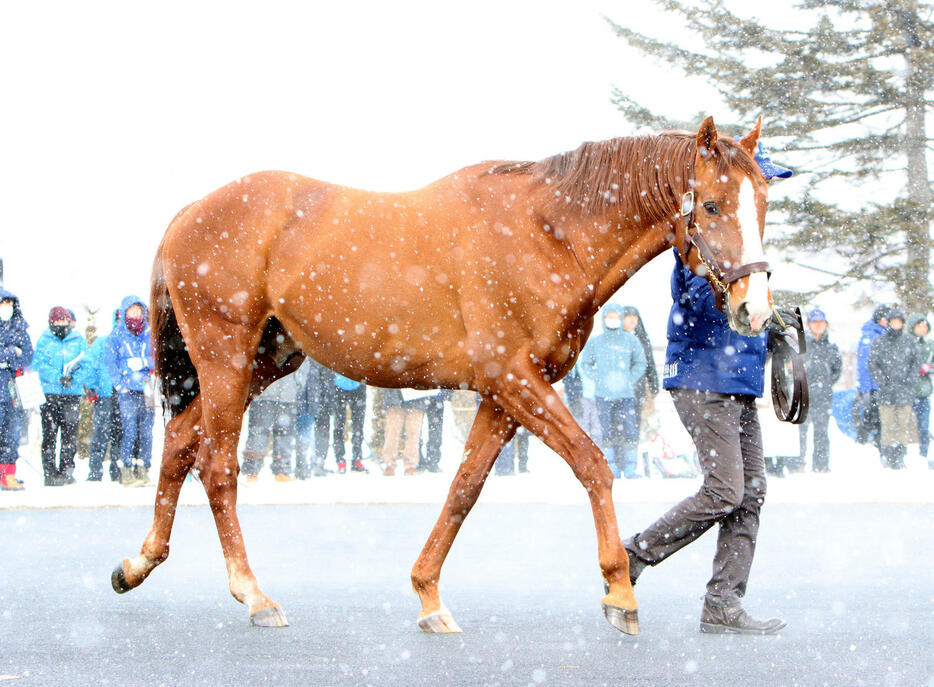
left=105, top=295, right=153, bottom=394
left=857, top=318, right=886, bottom=393
left=34, top=327, right=88, bottom=396
left=868, top=326, right=920, bottom=406
left=622, top=305, right=659, bottom=403
left=298, top=359, right=333, bottom=417
left=662, top=249, right=767, bottom=397
left=908, top=313, right=933, bottom=399
left=0, top=288, right=34, bottom=404
left=802, top=332, right=842, bottom=411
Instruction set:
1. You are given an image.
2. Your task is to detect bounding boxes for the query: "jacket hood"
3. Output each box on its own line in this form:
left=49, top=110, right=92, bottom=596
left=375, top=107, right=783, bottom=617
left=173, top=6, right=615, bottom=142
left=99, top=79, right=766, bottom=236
left=602, top=303, right=624, bottom=326
left=119, top=296, right=148, bottom=322
left=908, top=313, right=929, bottom=334
left=0, top=287, right=24, bottom=322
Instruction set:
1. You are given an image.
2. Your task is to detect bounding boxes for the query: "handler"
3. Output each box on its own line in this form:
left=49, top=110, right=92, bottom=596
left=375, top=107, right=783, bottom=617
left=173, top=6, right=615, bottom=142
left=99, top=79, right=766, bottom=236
left=622, top=143, right=792, bottom=635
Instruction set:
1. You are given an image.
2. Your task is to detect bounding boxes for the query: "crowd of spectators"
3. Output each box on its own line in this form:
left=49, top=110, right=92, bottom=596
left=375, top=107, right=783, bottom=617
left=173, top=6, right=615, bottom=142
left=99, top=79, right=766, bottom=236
left=0, top=283, right=931, bottom=491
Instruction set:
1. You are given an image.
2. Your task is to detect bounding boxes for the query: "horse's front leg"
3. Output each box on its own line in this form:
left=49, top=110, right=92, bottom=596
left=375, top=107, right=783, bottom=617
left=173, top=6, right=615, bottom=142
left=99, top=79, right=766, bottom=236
left=492, top=358, right=639, bottom=635
left=411, top=399, right=517, bottom=632
left=112, top=396, right=201, bottom=592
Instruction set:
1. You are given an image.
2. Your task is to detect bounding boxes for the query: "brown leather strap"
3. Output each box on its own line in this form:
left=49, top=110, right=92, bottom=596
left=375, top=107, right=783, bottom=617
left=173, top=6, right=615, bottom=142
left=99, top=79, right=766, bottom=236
left=722, top=261, right=771, bottom=284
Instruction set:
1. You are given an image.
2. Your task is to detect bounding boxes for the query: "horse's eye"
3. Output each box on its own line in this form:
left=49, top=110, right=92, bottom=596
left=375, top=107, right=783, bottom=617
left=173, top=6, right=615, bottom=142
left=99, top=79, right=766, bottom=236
left=703, top=201, right=719, bottom=215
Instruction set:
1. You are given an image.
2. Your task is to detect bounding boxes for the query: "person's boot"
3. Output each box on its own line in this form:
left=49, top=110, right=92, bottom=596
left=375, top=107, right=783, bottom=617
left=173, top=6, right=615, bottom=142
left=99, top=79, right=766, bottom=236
left=336, top=460, right=347, bottom=474
left=0, top=465, right=24, bottom=491
left=120, top=467, right=138, bottom=487
left=350, top=459, right=368, bottom=473
left=699, top=599, right=786, bottom=635
left=44, top=471, right=66, bottom=487
left=134, top=468, right=151, bottom=487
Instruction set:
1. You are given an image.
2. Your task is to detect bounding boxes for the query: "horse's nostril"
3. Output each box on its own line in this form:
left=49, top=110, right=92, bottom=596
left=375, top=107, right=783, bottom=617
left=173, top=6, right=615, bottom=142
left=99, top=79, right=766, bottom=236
left=736, top=302, right=750, bottom=326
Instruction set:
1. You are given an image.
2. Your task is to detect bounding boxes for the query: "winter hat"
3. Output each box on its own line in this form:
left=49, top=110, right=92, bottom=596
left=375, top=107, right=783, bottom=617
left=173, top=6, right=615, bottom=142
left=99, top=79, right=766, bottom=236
left=753, top=142, right=793, bottom=179
left=887, top=307, right=905, bottom=323
left=48, top=306, right=70, bottom=324
left=872, top=304, right=891, bottom=323
left=807, top=308, right=827, bottom=323
left=908, top=313, right=929, bottom=334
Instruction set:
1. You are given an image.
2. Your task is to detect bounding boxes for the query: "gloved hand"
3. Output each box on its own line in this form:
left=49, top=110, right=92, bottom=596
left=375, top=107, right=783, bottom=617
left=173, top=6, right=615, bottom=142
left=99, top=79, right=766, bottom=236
left=60, top=375, right=73, bottom=389
left=85, top=390, right=99, bottom=404
left=921, top=363, right=932, bottom=376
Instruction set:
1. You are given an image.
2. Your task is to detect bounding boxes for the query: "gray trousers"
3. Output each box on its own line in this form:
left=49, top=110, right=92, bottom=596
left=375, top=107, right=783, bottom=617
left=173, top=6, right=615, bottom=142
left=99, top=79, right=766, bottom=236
left=624, top=389, right=766, bottom=605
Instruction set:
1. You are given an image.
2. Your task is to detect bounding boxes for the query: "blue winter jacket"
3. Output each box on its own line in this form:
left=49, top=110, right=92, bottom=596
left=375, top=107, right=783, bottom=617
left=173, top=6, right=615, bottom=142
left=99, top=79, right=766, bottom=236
left=662, top=249, right=766, bottom=397
left=856, top=318, right=886, bottom=393
left=579, top=304, right=648, bottom=400
left=334, top=373, right=362, bottom=391
left=83, top=335, right=114, bottom=397
left=105, top=296, right=154, bottom=394
left=34, top=327, right=89, bottom=396
left=0, top=288, right=34, bottom=404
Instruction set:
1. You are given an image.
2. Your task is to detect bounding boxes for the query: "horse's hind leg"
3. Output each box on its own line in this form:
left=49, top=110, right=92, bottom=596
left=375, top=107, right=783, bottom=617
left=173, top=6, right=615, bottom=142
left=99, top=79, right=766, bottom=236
left=195, top=355, right=287, bottom=627
left=112, top=396, right=201, bottom=593
left=411, top=399, right=517, bottom=632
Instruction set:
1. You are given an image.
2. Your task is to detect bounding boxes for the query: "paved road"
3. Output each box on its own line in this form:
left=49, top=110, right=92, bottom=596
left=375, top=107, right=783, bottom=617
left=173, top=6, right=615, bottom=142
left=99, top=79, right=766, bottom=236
left=1, top=502, right=931, bottom=686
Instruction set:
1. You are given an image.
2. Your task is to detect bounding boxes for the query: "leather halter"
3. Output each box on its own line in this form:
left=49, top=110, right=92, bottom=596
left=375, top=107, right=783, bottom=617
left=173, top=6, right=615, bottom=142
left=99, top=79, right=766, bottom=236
left=679, top=144, right=771, bottom=310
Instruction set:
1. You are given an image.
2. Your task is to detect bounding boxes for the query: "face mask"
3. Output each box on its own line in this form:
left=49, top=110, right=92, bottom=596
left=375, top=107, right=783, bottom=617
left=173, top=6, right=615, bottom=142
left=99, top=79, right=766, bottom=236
left=0, top=304, right=12, bottom=322
left=125, top=316, right=146, bottom=335
left=604, top=318, right=621, bottom=330
left=51, top=324, right=72, bottom=340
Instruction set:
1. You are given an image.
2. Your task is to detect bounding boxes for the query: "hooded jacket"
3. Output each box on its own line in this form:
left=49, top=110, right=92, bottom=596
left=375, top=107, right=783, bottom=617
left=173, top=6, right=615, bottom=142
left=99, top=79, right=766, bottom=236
left=579, top=304, right=647, bottom=400
left=83, top=312, right=118, bottom=398
left=34, top=324, right=88, bottom=396
left=0, top=287, right=34, bottom=404
left=856, top=318, right=887, bottom=393
left=909, top=313, right=933, bottom=399
left=105, top=296, right=154, bottom=394
left=868, top=313, right=920, bottom=406
left=662, top=249, right=767, bottom=397
left=802, top=331, right=842, bottom=410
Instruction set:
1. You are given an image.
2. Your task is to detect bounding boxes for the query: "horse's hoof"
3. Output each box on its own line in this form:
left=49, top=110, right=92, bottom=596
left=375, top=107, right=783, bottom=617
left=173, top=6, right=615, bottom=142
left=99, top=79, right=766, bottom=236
left=250, top=605, right=289, bottom=628
left=418, top=607, right=462, bottom=633
left=111, top=560, right=133, bottom=594
left=603, top=604, right=640, bottom=635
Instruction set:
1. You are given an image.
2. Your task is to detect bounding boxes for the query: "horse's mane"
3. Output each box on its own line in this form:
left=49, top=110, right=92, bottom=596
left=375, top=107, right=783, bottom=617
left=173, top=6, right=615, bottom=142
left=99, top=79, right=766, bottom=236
left=483, top=133, right=761, bottom=224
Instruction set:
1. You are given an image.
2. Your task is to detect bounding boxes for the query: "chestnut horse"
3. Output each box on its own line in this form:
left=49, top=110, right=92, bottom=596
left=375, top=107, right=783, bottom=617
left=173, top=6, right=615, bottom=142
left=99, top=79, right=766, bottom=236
left=112, top=116, right=773, bottom=636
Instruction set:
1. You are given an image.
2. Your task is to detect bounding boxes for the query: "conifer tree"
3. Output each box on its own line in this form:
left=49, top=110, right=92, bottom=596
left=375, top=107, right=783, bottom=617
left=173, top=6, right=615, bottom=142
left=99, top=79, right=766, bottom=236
left=609, top=0, right=933, bottom=312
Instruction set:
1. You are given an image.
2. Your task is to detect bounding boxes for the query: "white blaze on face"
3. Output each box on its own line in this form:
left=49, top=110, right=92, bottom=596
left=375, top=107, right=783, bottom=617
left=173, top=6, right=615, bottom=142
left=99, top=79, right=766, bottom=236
left=737, top=178, right=771, bottom=331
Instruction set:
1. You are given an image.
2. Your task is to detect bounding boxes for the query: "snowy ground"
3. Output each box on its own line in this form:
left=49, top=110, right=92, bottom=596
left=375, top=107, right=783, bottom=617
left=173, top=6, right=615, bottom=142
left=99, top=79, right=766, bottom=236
left=2, top=394, right=931, bottom=511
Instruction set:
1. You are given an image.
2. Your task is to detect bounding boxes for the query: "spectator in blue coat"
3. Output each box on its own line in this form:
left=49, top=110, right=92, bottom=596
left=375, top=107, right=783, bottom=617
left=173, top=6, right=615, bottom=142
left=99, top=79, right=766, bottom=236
left=579, top=304, right=647, bottom=479
left=84, top=309, right=122, bottom=481
left=622, top=246, right=784, bottom=635
left=105, top=296, right=154, bottom=487
left=855, top=305, right=890, bottom=450
left=34, top=306, right=88, bottom=485
left=0, top=288, right=33, bottom=491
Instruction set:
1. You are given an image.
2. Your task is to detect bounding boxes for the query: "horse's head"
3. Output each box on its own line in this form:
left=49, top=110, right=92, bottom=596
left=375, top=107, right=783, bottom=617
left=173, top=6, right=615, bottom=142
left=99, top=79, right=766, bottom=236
left=681, top=116, right=772, bottom=337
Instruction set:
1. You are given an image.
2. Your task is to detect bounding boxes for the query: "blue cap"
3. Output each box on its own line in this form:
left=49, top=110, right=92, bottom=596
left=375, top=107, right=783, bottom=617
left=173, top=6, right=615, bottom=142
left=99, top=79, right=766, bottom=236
left=754, top=142, right=793, bottom=179
left=807, top=308, right=826, bottom=323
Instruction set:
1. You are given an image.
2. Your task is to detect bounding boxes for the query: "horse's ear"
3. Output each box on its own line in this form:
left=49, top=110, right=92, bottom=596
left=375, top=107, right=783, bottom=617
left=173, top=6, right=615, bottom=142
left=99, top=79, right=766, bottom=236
left=738, top=116, right=762, bottom=157
left=696, top=116, right=718, bottom=159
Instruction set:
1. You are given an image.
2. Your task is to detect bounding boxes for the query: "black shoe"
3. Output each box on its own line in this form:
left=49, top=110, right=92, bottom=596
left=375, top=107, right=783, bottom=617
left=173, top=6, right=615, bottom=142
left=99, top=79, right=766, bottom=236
left=625, top=546, right=646, bottom=586
left=699, top=599, right=785, bottom=635
left=44, top=474, right=66, bottom=487
left=86, top=475, right=103, bottom=482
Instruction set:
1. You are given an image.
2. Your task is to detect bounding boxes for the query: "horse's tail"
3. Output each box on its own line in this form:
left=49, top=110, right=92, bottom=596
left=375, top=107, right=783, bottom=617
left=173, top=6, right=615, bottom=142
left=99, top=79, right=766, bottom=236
left=151, top=219, right=200, bottom=417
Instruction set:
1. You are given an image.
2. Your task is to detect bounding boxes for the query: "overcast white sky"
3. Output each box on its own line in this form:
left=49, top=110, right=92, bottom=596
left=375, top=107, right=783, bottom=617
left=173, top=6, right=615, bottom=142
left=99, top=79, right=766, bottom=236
left=0, top=1, right=873, bottom=343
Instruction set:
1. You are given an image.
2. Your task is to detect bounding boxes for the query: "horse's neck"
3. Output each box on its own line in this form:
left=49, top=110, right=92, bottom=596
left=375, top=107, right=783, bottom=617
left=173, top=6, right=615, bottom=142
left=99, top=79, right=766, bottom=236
left=551, top=209, right=674, bottom=309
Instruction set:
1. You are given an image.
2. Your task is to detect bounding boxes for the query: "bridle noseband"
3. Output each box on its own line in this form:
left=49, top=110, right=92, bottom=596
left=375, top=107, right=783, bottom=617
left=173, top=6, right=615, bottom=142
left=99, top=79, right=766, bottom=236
left=679, top=145, right=771, bottom=311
